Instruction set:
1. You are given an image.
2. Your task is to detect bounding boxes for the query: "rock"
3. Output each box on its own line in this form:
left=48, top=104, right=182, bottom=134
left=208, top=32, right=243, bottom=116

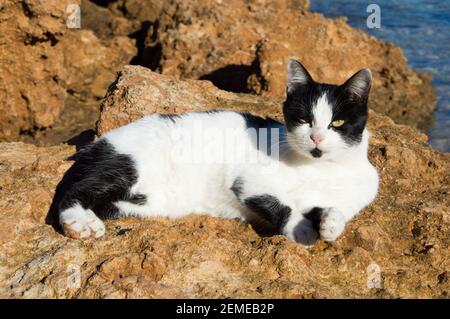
left=0, top=0, right=73, bottom=140
left=95, top=0, right=166, bottom=70
left=1, top=67, right=448, bottom=298
left=80, top=0, right=139, bottom=39
left=155, top=0, right=435, bottom=129
left=61, top=30, right=137, bottom=99
left=0, top=0, right=137, bottom=141
left=353, top=225, right=391, bottom=252
left=111, top=0, right=164, bottom=23
left=81, top=0, right=165, bottom=69
left=62, top=1, right=138, bottom=100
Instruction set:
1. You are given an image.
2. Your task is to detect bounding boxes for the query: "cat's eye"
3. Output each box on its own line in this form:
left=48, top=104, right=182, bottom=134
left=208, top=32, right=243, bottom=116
left=298, top=118, right=308, bottom=124
left=331, top=120, right=345, bottom=127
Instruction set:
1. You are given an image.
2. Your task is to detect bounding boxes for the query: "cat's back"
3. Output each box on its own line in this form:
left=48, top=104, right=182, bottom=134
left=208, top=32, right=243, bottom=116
left=104, top=110, right=245, bottom=144
left=102, top=110, right=258, bottom=163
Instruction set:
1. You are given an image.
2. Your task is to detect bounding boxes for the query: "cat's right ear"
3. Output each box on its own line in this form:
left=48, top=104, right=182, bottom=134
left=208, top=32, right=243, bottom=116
left=340, top=68, right=372, bottom=101
left=287, top=59, right=313, bottom=94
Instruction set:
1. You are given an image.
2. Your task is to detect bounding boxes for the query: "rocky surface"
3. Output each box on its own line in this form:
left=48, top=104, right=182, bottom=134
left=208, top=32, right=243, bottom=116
left=97, top=0, right=165, bottom=24
left=1, top=68, right=448, bottom=298
left=80, top=0, right=140, bottom=39
left=155, top=0, right=435, bottom=129
left=0, top=0, right=136, bottom=142
left=61, top=29, right=136, bottom=99
left=0, top=0, right=72, bottom=140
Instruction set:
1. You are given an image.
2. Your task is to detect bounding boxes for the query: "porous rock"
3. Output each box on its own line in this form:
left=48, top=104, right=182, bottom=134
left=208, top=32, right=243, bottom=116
left=0, top=0, right=136, bottom=141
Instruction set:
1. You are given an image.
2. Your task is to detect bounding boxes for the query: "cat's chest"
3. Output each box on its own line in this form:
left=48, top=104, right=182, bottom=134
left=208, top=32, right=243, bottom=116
left=286, top=162, right=364, bottom=194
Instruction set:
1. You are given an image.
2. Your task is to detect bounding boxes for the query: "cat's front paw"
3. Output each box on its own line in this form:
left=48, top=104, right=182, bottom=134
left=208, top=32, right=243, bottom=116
left=319, top=207, right=346, bottom=242
left=284, top=218, right=318, bottom=247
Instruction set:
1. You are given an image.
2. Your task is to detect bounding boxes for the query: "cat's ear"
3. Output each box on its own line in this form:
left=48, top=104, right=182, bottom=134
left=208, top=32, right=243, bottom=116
left=286, top=59, right=313, bottom=94
left=341, top=68, right=372, bottom=101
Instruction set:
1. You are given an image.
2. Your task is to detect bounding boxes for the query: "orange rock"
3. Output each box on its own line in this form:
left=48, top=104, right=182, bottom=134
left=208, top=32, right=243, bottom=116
left=0, top=0, right=136, bottom=141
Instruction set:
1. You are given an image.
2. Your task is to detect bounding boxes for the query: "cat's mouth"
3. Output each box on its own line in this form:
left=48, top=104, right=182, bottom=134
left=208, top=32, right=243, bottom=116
left=310, top=148, right=323, bottom=158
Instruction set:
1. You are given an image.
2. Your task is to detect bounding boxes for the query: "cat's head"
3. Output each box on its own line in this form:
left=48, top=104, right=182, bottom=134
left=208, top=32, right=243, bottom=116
left=283, top=59, right=372, bottom=161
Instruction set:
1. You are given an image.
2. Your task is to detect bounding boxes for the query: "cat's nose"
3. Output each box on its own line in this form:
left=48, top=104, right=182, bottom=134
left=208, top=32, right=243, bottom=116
left=310, top=133, right=323, bottom=145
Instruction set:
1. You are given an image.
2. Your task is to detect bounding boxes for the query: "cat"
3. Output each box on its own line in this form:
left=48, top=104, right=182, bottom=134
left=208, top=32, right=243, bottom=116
left=57, top=60, right=379, bottom=246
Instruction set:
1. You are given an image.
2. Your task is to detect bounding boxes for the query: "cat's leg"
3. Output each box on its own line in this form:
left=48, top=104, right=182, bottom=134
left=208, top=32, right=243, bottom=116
left=57, top=139, right=142, bottom=239
left=285, top=206, right=346, bottom=243
left=231, top=176, right=318, bottom=245
left=241, top=194, right=292, bottom=231
left=58, top=179, right=123, bottom=239
left=237, top=193, right=346, bottom=245
left=282, top=209, right=319, bottom=246
left=242, top=198, right=320, bottom=246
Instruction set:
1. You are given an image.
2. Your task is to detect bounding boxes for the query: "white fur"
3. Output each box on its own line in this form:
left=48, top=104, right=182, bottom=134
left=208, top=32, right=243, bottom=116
left=60, top=204, right=105, bottom=239
left=319, top=207, right=346, bottom=241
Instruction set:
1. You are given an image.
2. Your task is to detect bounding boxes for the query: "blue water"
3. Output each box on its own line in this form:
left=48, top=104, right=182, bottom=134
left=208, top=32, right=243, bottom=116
left=310, top=0, right=450, bottom=152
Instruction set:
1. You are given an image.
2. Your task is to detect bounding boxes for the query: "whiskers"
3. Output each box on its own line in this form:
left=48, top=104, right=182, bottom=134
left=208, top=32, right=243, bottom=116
left=285, top=133, right=310, bottom=154
left=269, top=137, right=293, bottom=158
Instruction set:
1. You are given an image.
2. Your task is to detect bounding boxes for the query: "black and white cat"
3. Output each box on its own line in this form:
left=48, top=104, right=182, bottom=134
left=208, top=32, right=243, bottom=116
left=58, top=60, right=379, bottom=246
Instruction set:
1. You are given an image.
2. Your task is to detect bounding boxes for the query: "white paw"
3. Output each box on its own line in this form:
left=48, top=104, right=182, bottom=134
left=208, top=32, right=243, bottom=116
left=62, top=219, right=92, bottom=239
left=60, top=204, right=105, bottom=239
left=85, top=210, right=106, bottom=238
left=319, top=207, right=346, bottom=242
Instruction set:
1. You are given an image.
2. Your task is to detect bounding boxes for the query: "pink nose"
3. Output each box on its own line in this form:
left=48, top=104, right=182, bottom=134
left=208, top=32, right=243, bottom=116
left=310, top=133, right=323, bottom=144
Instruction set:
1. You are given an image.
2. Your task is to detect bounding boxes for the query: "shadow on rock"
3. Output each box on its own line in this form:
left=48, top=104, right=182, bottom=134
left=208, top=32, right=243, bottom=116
left=200, top=64, right=256, bottom=93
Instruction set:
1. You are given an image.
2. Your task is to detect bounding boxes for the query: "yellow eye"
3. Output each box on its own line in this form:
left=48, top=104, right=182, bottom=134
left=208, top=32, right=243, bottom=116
left=298, top=118, right=308, bottom=124
left=331, top=120, right=345, bottom=127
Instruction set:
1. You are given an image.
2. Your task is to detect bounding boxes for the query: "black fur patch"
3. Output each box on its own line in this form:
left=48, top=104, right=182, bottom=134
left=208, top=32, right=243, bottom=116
left=128, top=193, right=147, bottom=205
left=159, top=113, right=183, bottom=123
left=310, top=148, right=323, bottom=158
left=240, top=113, right=285, bottom=156
left=243, top=194, right=291, bottom=231
left=161, top=110, right=223, bottom=123
left=241, top=113, right=282, bottom=131
left=230, top=177, right=244, bottom=199
left=303, top=207, right=323, bottom=233
left=203, top=109, right=223, bottom=114
left=58, top=139, right=146, bottom=219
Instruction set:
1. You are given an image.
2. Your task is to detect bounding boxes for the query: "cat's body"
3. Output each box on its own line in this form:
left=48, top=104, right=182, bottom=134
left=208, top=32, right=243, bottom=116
left=58, top=60, right=379, bottom=245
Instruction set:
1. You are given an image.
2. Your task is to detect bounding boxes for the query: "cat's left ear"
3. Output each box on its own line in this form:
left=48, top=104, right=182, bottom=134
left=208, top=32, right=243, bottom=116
left=340, top=68, right=372, bottom=101
left=286, top=59, right=313, bottom=94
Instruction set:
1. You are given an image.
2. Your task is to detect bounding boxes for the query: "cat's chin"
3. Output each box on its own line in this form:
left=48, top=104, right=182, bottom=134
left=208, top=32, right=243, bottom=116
left=290, top=146, right=326, bottom=161
left=310, top=148, right=323, bottom=158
